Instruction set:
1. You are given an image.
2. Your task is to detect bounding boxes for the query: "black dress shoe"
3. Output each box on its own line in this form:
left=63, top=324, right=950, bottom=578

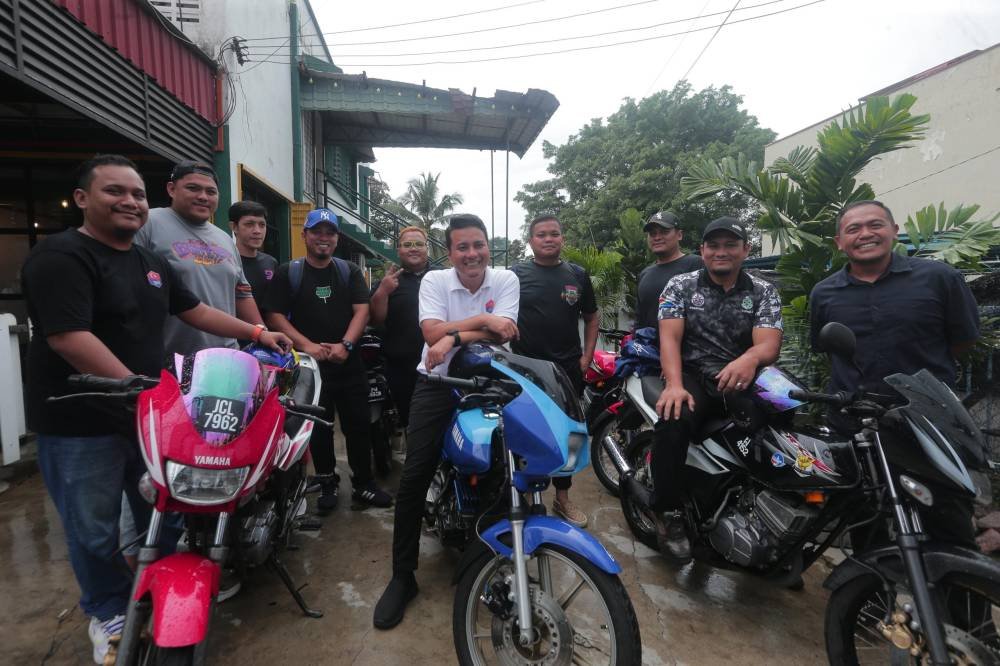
left=373, top=573, right=418, bottom=629
left=655, top=513, right=692, bottom=565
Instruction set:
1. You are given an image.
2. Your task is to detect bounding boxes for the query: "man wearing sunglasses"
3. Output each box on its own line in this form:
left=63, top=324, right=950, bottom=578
left=370, top=226, right=435, bottom=431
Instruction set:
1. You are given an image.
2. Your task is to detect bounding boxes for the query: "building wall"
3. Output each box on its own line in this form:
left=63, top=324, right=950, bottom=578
left=762, top=45, right=1000, bottom=255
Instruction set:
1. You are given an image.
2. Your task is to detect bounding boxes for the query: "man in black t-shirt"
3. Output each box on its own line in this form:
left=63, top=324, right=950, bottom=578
left=21, top=155, right=290, bottom=662
left=635, top=211, right=703, bottom=330
left=262, top=208, right=392, bottom=513
left=229, top=200, right=278, bottom=307
left=370, top=226, right=433, bottom=430
left=512, top=214, right=599, bottom=528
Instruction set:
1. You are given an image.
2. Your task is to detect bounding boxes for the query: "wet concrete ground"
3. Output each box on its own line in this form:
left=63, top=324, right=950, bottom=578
left=1, top=447, right=832, bottom=665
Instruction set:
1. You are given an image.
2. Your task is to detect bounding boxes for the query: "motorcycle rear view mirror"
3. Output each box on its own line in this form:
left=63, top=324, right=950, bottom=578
left=817, top=322, right=857, bottom=360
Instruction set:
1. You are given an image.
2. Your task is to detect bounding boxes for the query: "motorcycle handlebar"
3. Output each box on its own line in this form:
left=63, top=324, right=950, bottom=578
left=424, top=373, right=521, bottom=395
left=66, top=374, right=157, bottom=392
left=788, top=388, right=851, bottom=405
left=280, top=399, right=327, bottom=418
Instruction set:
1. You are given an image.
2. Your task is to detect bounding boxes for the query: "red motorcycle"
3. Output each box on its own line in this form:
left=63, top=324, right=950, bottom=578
left=583, top=328, right=633, bottom=496
left=55, top=347, right=328, bottom=665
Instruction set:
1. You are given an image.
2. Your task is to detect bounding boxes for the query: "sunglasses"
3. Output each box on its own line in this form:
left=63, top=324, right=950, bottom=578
left=400, top=240, right=426, bottom=249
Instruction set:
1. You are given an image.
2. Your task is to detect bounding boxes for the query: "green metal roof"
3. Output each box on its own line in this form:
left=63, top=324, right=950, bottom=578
left=297, top=62, right=559, bottom=158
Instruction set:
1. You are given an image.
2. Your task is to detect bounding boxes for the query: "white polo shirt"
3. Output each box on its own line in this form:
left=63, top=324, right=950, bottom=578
left=416, top=267, right=520, bottom=375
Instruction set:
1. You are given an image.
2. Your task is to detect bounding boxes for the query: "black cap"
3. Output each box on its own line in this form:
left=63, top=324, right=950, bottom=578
left=643, top=211, right=679, bottom=232
left=702, top=216, right=747, bottom=241
left=170, top=160, right=218, bottom=184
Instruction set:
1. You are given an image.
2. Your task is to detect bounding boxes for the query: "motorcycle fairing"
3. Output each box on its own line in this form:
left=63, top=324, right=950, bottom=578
left=137, top=370, right=285, bottom=511
left=445, top=408, right=496, bottom=474
left=493, top=361, right=590, bottom=478
left=479, top=516, right=622, bottom=575
left=132, top=552, right=220, bottom=647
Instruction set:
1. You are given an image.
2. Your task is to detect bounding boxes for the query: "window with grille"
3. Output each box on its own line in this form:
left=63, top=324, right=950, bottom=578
left=149, top=1, right=202, bottom=25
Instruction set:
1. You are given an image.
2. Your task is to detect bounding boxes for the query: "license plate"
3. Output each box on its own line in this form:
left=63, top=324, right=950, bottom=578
left=197, top=396, right=245, bottom=435
left=368, top=385, right=384, bottom=402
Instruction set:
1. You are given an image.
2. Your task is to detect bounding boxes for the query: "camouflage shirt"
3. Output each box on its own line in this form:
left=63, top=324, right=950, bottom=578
left=658, top=269, right=783, bottom=379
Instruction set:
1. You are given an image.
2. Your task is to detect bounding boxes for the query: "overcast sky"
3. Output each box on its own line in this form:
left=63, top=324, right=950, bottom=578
left=308, top=0, right=1000, bottom=240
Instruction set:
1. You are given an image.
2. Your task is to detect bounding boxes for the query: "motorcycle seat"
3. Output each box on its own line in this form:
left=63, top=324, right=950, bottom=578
left=640, top=375, right=665, bottom=407
left=284, top=369, right=317, bottom=436
left=696, top=417, right=731, bottom=439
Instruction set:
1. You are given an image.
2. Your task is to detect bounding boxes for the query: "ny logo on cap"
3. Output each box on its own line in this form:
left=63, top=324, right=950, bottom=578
left=320, top=210, right=331, bottom=220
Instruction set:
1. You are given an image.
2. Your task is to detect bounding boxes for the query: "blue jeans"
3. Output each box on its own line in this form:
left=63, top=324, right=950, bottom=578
left=37, top=433, right=152, bottom=620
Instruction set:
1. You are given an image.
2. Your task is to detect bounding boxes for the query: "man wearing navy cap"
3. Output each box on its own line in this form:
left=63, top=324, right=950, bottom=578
left=135, top=160, right=265, bottom=356
left=263, top=209, right=392, bottom=512
left=652, top=216, right=783, bottom=562
left=635, top=211, right=703, bottom=330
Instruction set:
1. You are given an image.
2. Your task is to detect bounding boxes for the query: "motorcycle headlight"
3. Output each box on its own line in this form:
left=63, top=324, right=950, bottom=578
left=165, top=461, right=250, bottom=505
left=561, top=432, right=588, bottom=472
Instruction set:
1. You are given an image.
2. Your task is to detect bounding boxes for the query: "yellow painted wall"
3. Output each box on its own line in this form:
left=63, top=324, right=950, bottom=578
left=290, top=202, right=311, bottom=260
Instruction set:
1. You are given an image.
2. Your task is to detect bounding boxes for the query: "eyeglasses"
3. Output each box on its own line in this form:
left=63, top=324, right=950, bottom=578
left=400, top=240, right=426, bottom=249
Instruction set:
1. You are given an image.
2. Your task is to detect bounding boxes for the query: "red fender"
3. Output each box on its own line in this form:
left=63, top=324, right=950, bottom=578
left=133, top=553, right=220, bottom=648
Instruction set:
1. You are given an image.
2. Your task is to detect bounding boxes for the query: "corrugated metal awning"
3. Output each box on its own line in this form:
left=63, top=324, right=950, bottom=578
left=298, top=60, right=559, bottom=158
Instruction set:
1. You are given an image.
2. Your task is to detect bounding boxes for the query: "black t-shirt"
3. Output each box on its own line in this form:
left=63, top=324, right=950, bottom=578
left=371, top=264, right=431, bottom=367
left=261, top=258, right=369, bottom=375
left=810, top=253, right=980, bottom=395
left=240, top=252, right=278, bottom=306
left=635, top=254, right=704, bottom=329
left=510, top=260, right=598, bottom=363
left=22, top=229, right=200, bottom=436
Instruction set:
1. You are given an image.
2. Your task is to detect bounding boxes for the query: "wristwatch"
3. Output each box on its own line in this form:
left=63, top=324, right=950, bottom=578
left=447, top=330, right=462, bottom=347
left=341, top=339, right=355, bottom=352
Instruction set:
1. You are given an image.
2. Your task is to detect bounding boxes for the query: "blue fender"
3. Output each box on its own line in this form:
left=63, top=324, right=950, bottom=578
left=480, top=515, right=622, bottom=575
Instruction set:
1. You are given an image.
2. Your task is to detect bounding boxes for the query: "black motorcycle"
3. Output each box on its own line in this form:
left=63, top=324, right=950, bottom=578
left=612, top=322, right=1000, bottom=665
left=360, top=330, right=398, bottom=477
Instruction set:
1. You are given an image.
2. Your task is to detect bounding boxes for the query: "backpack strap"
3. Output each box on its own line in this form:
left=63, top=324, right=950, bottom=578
left=332, top=257, right=351, bottom=288
left=289, top=258, right=305, bottom=299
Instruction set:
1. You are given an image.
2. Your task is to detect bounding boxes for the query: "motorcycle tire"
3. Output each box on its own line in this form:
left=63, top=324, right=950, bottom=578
left=153, top=646, right=195, bottom=666
left=619, top=430, right=659, bottom=551
left=453, top=544, right=642, bottom=665
left=824, top=570, right=1000, bottom=665
left=590, top=416, right=624, bottom=497
left=371, top=420, right=392, bottom=478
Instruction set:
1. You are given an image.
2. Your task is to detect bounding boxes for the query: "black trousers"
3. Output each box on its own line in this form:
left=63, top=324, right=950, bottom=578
left=385, top=360, right=420, bottom=429
left=391, top=380, right=457, bottom=573
left=310, top=362, right=373, bottom=487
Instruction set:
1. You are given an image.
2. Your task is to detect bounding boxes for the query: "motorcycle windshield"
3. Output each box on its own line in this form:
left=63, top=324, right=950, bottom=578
left=180, top=348, right=263, bottom=446
left=492, top=351, right=585, bottom=423
left=884, top=369, right=988, bottom=475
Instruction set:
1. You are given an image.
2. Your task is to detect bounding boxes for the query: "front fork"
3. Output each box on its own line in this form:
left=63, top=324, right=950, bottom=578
left=507, top=450, right=537, bottom=647
left=115, top=511, right=230, bottom=664
left=869, top=431, right=950, bottom=665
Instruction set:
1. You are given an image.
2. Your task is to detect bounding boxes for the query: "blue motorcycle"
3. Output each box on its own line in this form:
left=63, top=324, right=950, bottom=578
left=424, top=344, right=641, bottom=665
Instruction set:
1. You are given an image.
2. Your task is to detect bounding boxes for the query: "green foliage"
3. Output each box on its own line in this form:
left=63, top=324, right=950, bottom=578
left=904, top=203, right=1000, bottom=268
left=490, top=237, right=526, bottom=266
left=562, top=245, right=627, bottom=329
left=515, top=82, right=776, bottom=250
left=610, top=208, right=649, bottom=309
left=398, top=172, right=464, bottom=230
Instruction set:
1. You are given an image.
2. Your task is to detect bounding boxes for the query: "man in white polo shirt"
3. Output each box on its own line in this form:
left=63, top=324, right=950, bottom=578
left=374, top=214, right=519, bottom=630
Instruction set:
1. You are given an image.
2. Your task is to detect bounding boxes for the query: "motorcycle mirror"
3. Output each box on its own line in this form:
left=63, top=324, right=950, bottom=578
left=817, top=322, right=857, bottom=359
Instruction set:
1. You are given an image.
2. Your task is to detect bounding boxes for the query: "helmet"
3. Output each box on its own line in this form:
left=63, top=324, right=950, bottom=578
left=246, top=344, right=300, bottom=395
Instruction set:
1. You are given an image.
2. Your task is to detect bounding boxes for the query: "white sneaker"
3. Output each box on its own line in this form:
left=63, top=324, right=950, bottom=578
left=88, top=614, right=125, bottom=664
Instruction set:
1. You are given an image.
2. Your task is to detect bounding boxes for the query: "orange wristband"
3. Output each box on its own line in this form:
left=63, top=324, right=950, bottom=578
left=250, top=324, right=266, bottom=342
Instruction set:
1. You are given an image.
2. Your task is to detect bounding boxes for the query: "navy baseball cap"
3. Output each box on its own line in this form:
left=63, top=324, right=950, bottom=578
left=702, top=216, right=748, bottom=241
left=304, top=208, right=339, bottom=231
left=169, top=160, right=218, bottom=184
left=643, top=211, right=679, bottom=232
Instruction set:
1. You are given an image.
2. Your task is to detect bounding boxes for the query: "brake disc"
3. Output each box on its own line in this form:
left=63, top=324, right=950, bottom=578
left=491, top=587, right=573, bottom=666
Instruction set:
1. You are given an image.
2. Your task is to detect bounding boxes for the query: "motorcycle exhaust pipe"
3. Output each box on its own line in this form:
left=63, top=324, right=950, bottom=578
left=604, top=434, right=656, bottom=509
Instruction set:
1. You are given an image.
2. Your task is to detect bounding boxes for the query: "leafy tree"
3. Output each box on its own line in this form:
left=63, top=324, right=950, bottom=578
left=680, top=94, right=1000, bottom=383
left=515, top=81, right=775, bottom=250
left=490, top=237, right=526, bottom=266
left=398, top=172, right=464, bottom=230
left=562, top=245, right=627, bottom=330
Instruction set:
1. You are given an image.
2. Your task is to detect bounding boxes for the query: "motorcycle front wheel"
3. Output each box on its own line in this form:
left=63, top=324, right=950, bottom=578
left=825, top=571, right=1000, bottom=665
left=619, top=431, right=659, bottom=551
left=453, top=544, right=641, bottom=665
left=590, top=417, right=626, bottom=497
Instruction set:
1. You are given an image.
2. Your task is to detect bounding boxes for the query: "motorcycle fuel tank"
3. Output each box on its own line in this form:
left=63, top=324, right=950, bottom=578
left=718, top=425, right=860, bottom=490
left=444, top=408, right=497, bottom=474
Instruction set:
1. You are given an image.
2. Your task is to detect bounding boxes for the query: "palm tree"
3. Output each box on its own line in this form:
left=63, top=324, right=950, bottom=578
left=562, top=245, right=628, bottom=331
left=398, top=172, right=464, bottom=231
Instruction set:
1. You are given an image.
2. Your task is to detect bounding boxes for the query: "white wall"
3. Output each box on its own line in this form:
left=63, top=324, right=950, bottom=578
left=762, top=45, right=1000, bottom=255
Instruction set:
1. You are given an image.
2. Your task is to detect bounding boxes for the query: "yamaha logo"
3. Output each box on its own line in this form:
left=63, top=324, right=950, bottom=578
left=195, top=455, right=231, bottom=466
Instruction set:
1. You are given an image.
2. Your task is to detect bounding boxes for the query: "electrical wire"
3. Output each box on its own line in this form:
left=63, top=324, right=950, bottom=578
left=246, top=0, right=668, bottom=47
left=645, top=0, right=713, bottom=95
left=330, top=0, right=825, bottom=67
left=680, top=0, right=741, bottom=81
left=879, top=144, right=1000, bottom=195
left=246, top=0, right=790, bottom=59
left=244, top=0, right=551, bottom=40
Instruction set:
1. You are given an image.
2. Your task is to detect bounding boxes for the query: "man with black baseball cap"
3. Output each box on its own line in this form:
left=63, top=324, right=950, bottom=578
left=135, top=160, right=265, bottom=356
left=649, top=215, right=783, bottom=563
left=635, top=211, right=702, bottom=330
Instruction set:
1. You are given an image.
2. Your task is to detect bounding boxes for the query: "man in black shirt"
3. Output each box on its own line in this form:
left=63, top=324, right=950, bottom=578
left=635, top=211, right=703, bottom=330
left=21, top=155, right=290, bottom=662
left=263, top=208, right=392, bottom=513
left=512, top=214, right=599, bottom=527
left=229, top=200, right=278, bottom=307
left=810, top=200, right=980, bottom=547
left=370, top=226, right=433, bottom=430
left=653, top=217, right=783, bottom=563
